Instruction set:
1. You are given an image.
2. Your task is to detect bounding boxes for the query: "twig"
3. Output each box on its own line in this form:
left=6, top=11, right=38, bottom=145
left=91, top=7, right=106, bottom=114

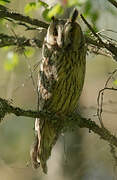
left=88, top=45, right=112, bottom=57
left=110, top=144, right=117, bottom=166
left=97, top=29, right=117, bottom=34
left=81, top=14, right=117, bottom=60
left=98, top=33, right=117, bottom=43
left=97, top=69, right=117, bottom=127
left=80, top=14, right=104, bottom=43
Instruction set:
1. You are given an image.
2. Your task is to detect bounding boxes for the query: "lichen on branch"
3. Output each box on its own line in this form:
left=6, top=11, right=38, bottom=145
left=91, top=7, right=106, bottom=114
left=0, top=97, right=117, bottom=149
left=0, top=33, right=43, bottom=48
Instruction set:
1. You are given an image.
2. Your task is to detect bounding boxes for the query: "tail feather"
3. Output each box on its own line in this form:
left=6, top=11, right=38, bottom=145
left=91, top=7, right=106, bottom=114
left=31, top=118, right=59, bottom=173
left=38, top=119, right=58, bottom=173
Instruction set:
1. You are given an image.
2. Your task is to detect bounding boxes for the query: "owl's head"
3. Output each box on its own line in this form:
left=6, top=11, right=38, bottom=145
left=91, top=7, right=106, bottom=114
left=46, top=9, right=84, bottom=50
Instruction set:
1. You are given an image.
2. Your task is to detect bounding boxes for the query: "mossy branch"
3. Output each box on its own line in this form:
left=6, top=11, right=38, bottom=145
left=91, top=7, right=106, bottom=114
left=0, top=33, right=43, bottom=48
left=0, top=97, right=117, bottom=148
left=0, top=4, right=48, bottom=28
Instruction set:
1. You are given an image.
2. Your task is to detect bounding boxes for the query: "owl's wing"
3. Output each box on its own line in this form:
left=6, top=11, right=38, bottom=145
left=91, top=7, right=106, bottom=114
left=31, top=42, right=59, bottom=173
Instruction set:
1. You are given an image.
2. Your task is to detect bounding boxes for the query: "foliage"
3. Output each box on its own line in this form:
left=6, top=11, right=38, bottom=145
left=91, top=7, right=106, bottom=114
left=24, top=0, right=48, bottom=15
left=42, top=3, right=64, bottom=21
left=24, top=47, right=35, bottom=58
left=23, top=0, right=100, bottom=24
left=23, top=0, right=116, bottom=25
left=0, top=0, right=10, bottom=5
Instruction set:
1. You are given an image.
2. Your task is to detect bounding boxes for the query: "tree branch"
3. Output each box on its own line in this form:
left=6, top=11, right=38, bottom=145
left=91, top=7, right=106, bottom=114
left=0, top=4, right=49, bottom=29
left=0, top=97, right=117, bottom=148
left=107, top=0, right=117, bottom=8
left=0, top=33, right=117, bottom=62
left=81, top=14, right=117, bottom=60
left=0, top=33, right=43, bottom=48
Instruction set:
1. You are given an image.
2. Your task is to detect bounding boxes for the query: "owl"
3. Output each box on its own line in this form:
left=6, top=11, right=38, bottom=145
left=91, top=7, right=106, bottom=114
left=30, top=9, right=86, bottom=173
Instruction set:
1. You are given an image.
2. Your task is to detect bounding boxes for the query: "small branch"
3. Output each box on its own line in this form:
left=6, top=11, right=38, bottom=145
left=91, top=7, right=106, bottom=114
left=0, top=97, right=117, bottom=148
left=97, top=75, right=117, bottom=126
left=88, top=46, right=111, bottom=57
left=110, top=144, right=117, bottom=166
left=0, top=33, right=43, bottom=48
left=81, top=14, right=117, bottom=60
left=107, top=0, right=117, bottom=8
left=85, top=36, right=104, bottom=48
left=97, top=69, right=117, bottom=127
left=0, top=4, right=49, bottom=29
left=80, top=14, right=104, bottom=43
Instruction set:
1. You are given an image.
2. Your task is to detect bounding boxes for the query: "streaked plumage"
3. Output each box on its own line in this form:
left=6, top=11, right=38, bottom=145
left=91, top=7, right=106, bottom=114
left=31, top=10, right=86, bottom=173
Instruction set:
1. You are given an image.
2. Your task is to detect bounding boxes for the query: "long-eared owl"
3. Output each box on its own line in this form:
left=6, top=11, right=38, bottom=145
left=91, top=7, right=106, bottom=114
left=31, top=10, right=86, bottom=173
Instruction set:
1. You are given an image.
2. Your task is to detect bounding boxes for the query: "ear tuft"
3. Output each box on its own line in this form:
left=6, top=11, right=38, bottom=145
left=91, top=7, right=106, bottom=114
left=71, top=9, right=79, bottom=22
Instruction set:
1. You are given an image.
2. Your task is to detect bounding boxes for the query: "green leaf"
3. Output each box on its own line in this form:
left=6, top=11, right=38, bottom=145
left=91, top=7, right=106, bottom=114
left=24, top=2, right=36, bottom=14
left=113, top=80, right=117, bottom=86
left=0, top=0, right=10, bottom=5
left=42, top=8, right=50, bottom=21
left=24, top=1, right=48, bottom=15
left=48, top=4, right=63, bottom=18
left=4, top=52, right=19, bottom=71
left=25, top=47, right=35, bottom=58
left=38, top=0, right=48, bottom=8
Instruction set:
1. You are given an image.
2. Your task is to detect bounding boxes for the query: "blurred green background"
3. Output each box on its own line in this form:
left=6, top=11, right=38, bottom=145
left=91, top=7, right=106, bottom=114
left=0, top=0, right=117, bottom=179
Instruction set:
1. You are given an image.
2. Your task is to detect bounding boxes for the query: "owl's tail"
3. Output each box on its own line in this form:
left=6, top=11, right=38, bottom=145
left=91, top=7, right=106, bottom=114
left=30, top=118, right=59, bottom=173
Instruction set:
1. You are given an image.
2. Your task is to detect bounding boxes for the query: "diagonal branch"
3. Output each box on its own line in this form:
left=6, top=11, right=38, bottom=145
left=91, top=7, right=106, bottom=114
left=0, top=97, right=117, bottom=148
left=81, top=14, right=117, bottom=60
left=0, top=4, right=49, bottom=29
left=107, top=0, right=117, bottom=8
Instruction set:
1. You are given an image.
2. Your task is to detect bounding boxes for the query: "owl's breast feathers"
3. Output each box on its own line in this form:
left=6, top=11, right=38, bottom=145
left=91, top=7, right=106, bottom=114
left=38, top=35, right=86, bottom=115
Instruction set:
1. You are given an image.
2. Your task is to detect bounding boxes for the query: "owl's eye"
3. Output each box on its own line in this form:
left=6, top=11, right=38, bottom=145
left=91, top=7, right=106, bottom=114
left=53, top=27, right=58, bottom=36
